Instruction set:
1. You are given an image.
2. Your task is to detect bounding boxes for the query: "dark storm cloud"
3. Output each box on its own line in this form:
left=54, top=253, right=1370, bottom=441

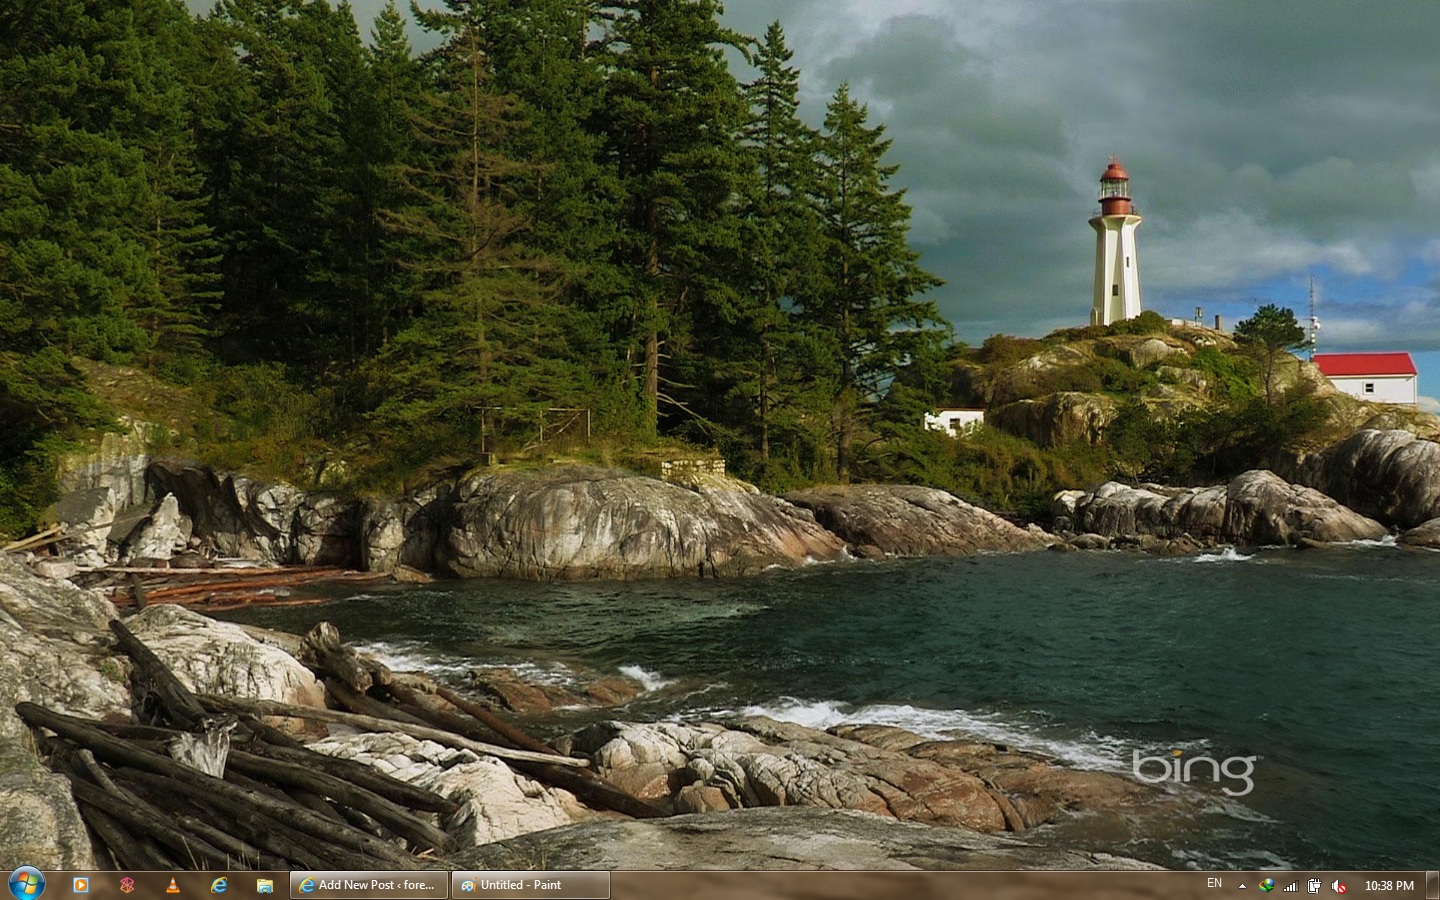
left=719, top=0, right=1440, bottom=345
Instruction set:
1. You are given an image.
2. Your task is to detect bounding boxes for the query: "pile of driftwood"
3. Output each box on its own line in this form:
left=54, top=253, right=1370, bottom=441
left=19, top=619, right=664, bottom=870
left=90, top=566, right=388, bottom=613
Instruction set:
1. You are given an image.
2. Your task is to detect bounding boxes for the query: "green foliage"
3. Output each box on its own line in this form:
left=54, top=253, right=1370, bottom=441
left=1191, top=346, right=1259, bottom=402
left=1107, top=309, right=1169, bottom=336
left=0, top=351, right=115, bottom=539
left=977, top=334, right=1045, bottom=368
left=1235, top=303, right=1308, bottom=405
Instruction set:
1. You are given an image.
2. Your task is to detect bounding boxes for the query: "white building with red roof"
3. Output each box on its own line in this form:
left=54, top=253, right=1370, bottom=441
left=1312, top=352, right=1418, bottom=405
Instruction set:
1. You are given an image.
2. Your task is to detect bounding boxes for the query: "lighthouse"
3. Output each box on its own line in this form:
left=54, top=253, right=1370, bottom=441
left=1089, top=157, right=1143, bottom=326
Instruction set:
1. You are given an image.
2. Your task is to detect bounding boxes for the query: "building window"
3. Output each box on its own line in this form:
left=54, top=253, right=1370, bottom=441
left=1112, top=284, right=1119, bottom=296
left=1364, top=383, right=1375, bottom=394
left=1126, top=256, right=1131, bottom=267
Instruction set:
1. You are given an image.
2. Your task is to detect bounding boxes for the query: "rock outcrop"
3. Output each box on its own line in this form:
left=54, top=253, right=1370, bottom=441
left=557, top=716, right=1159, bottom=834
left=987, top=393, right=1118, bottom=448
left=1290, top=429, right=1440, bottom=529
left=124, top=605, right=327, bottom=730
left=1071, top=470, right=1387, bottom=546
left=442, top=467, right=846, bottom=579
left=0, top=558, right=129, bottom=868
left=1400, top=518, right=1440, bottom=549
left=449, top=806, right=1163, bottom=871
left=307, top=732, right=593, bottom=847
left=146, top=462, right=361, bottom=566
left=783, top=485, right=1048, bottom=558
left=468, top=666, right=645, bottom=714
left=360, top=485, right=455, bottom=574
left=120, top=492, right=192, bottom=563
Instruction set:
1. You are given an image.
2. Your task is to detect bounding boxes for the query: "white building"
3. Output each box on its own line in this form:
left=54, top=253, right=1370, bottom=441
left=1313, top=352, right=1418, bottom=405
left=923, top=408, right=985, bottom=436
left=1090, top=157, right=1144, bottom=326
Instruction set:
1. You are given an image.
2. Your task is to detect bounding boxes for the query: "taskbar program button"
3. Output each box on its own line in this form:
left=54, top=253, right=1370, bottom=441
left=288, top=873, right=449, bottom=900
left=452, top=873, right=609, bottom=900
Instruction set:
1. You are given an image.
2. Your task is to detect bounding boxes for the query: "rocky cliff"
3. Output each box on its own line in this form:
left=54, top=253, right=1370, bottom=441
left=61, top=461, right=1068, bottom=579
left=1063, top=470, right=1386, bottom=547
left=1289, top=429, right=1440, bottom=529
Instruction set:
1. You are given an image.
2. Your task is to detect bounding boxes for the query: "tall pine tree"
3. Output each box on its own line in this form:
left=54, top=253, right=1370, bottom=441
left=599, top=0, right=750, bottom=434
left=805, top=84, right=945, bottom=482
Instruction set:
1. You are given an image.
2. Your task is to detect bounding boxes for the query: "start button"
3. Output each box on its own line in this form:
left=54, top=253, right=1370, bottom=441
left=452, top=873, right=609, bottom=900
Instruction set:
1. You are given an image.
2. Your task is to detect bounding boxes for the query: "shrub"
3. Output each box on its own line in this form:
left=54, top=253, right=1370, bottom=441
left=1108, top=309, right=1169, bottom=336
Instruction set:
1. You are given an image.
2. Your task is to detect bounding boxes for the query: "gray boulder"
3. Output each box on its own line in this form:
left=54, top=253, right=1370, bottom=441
left=441, top=467, right=845, bottom=579
left=783, top=484, right=1047, bottom=557
left=1290, top=429, right=1440, bottom=528
left=987, top=392, right=1118, bottom=448
left=448, top=806, right=1163, bottom=871
left=308, top=732, right=594, bottom=847
left=1073, top=471, right=1386, bottom=546
left=53, top=485, right=119, bottom=568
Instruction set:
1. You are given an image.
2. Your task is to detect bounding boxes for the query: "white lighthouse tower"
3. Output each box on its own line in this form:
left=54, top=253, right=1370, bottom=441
left=1089, top=157, right=1143, bottom=326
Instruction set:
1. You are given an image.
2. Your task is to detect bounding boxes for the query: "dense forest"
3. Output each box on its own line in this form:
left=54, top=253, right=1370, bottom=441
left=0, top=0, right=963, bottom=533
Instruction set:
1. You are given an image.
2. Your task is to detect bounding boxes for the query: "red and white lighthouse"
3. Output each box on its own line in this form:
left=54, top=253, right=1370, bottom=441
left=1090, top=157, right=1144, bottom=326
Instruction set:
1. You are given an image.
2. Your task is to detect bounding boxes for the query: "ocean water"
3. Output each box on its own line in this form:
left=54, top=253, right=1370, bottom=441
left=216, top=545, right=1440, bottom=870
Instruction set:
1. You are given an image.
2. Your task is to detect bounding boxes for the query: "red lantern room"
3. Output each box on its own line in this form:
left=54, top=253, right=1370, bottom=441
left=1098, top=157, right=1132, bottom=216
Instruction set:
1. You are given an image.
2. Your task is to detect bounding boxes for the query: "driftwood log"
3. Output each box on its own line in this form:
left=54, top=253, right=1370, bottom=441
left=195, top=693, right=589, bottom=768
left=302, top=622, right=373, bottom=694
left=15, top=703, right=415, bottom=867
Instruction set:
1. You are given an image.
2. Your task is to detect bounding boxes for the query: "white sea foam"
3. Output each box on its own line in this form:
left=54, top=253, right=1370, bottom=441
left=618, top=664, right=676, bottom=693
left=351, top=640, right=578, bottom=685
left=722, top=696, right=1153, bottom=773
left=1192, top=547, right=1255, bottom=563
left=1335, top=534, right=1399, bottom=549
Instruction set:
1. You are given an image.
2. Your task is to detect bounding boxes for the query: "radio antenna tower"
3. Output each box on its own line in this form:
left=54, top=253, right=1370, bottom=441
left=1308, top=275, right=1320, bottom=361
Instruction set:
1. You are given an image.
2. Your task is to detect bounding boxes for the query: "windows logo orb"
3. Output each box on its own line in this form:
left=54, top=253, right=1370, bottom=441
left=9, top=868, right=45, bottom=900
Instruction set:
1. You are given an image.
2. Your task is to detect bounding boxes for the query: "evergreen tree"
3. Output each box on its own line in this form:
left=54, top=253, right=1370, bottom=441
left=804, top=84, right=945, bottom=481
left=598, top=0, right=750, bottom=434
left=197, top=0, right=357, bottom=369
left=364, top=0, right=585, bottom=458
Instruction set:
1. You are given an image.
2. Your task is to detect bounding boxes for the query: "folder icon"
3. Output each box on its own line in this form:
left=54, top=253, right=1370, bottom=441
left=256, top=882, right=274, bottom=895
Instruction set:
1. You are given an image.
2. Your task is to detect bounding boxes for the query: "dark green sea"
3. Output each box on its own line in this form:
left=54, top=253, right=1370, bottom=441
left=216, top=543, right=1440, bottom=871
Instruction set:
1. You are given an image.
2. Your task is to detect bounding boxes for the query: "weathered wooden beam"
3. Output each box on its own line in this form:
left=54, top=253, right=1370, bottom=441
left=227, top=748, right=452, bottom=853
left=128, top=573, right=148, bottom=611
left=195, top=693, right=588, bottom=768
left=79, top=802, right=174, bottom=870
left=388, top=686, right=667, bottom=820
left=108, top=619, right=207, bottom=729
left=67, top=777, right=235, bottom=869
left=243, top=740, right=457, bottom=815
left=119, top=768, right=371, bottom=872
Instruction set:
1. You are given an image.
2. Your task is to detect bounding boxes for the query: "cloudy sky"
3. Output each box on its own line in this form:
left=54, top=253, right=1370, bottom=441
left=200, top=1, right=1440, bottom=405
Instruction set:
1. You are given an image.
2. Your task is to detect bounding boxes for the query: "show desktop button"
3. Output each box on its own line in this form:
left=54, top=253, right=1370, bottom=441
left=288, top=874, right=449, bottom=900
left=451, top=872, right=609, bottom=900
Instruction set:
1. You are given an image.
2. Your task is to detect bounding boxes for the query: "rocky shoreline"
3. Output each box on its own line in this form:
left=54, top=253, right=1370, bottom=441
left=41, top=424, right=1440, bottom=586
left=0, top=554, right=1191, bottom=870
